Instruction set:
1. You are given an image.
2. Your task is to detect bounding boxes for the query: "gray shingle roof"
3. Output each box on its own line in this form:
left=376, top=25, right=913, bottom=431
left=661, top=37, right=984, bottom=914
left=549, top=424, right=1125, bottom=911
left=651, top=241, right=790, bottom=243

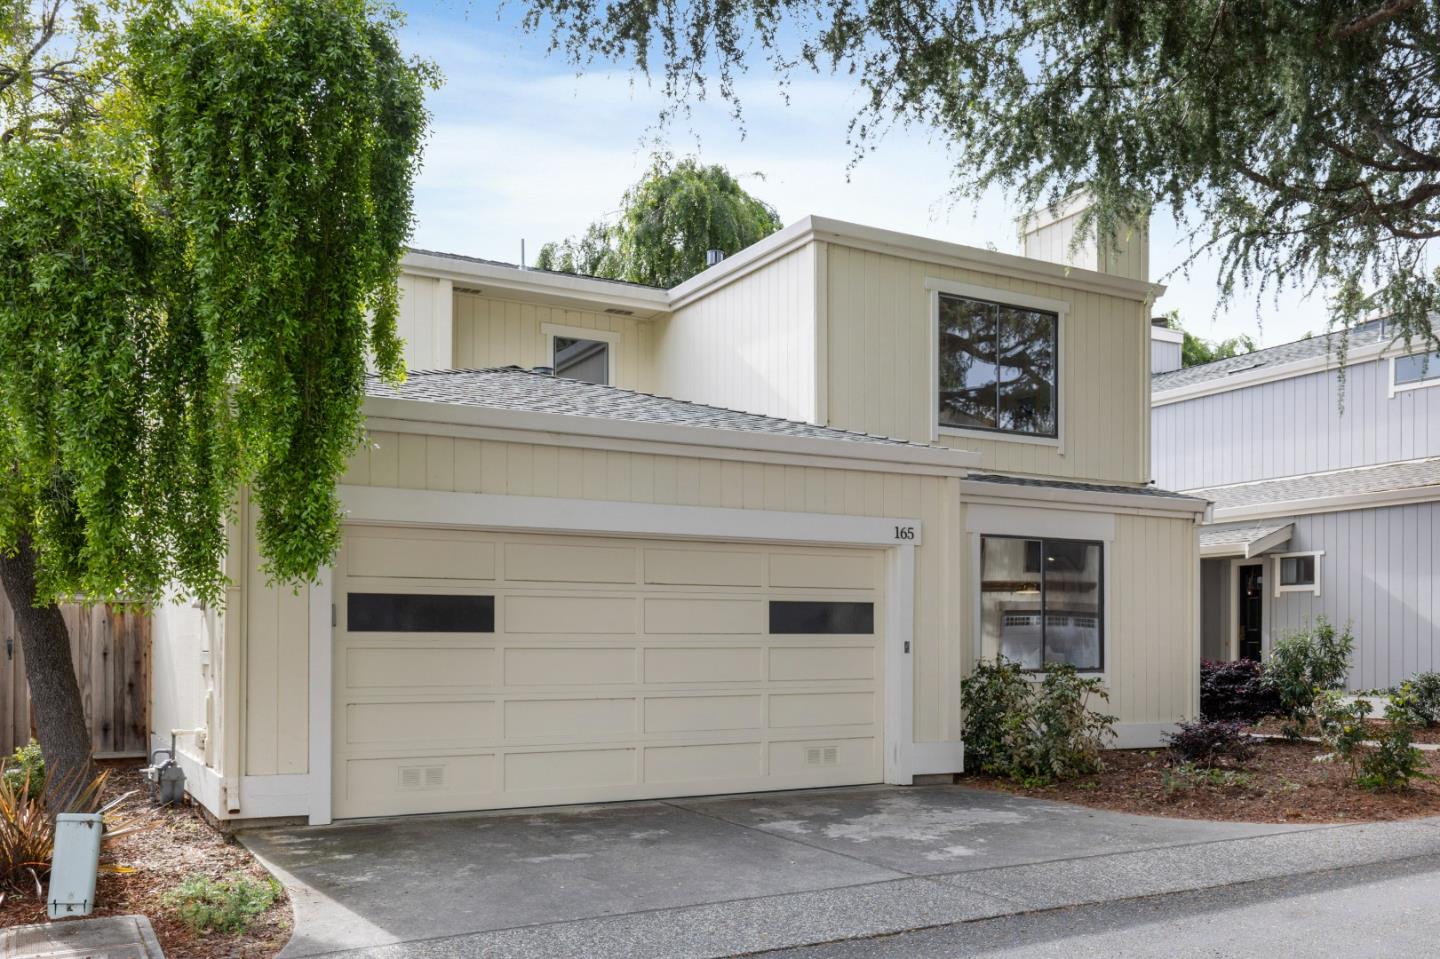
left=1198, top=521, right=1293, bottom=551
left=1190, top=457, right=1440, bottom=511
left=1152, top=320, right=1391, bottom=392
left=366, top=367, right=940, bottom=449
left=964, top=472, right=1205, bottom=501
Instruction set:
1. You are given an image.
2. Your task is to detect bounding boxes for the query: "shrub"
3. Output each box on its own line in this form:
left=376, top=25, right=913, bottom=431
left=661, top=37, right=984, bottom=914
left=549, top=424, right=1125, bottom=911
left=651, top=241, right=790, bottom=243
left=1200, top=660, right=1280, bottom=722
left=0, top=761, right=54, bottom=894
left=1265, top=618, right=1354, bottom=728
left=2, top=741, right=44, bottom=802
left=163, top=873, right=281, bottom=935
left=961, top=658, right=1116, bottom=786
left=1314, top=690, right=1371, bottom=770
left=959, top=657, right=1032, bottom=774
left=1358, top=697, right=1432, bottom=792
left=1396, top=672, right=1440, bottom=727
left=1164, top=719, right=1256, bottom=767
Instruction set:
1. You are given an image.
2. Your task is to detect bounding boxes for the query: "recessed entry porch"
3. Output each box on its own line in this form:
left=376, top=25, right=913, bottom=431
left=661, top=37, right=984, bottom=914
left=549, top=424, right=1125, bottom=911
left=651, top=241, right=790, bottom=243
left=1198, top=521, right=1295, bottom=661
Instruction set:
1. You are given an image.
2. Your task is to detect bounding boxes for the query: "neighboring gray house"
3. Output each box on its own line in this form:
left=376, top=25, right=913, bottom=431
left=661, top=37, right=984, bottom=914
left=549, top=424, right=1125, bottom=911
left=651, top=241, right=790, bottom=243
left=1151, top=318, right=1440, bottom=690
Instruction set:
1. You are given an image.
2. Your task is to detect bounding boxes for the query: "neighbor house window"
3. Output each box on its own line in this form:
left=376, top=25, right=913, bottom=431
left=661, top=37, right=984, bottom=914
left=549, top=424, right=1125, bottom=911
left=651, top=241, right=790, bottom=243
left=1392, top=350, right=1440, bottom=393
left=938, top=293, right=1058, bottom=437
left=979, top=536, right=1102, bottom=671
left=553, top=336, right=610, bottom=385
left=1274, top=551, right=1321, bottom=597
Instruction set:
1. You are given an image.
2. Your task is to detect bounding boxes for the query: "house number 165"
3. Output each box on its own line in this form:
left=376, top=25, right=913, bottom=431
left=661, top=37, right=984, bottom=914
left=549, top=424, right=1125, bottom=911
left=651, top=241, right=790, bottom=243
left=893, top=526, right=916, bottom=541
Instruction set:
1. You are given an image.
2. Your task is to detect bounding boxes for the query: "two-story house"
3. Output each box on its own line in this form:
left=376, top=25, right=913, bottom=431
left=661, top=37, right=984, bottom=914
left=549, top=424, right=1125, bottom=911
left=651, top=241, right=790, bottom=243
left=149, top=210, right=1207, bottom=825
left=1151, top=320, right=1440, bottom=690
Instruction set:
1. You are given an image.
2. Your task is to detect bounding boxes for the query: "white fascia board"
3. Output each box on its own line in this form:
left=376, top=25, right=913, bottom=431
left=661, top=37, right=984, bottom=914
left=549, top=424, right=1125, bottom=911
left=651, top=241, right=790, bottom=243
left=806, top=216, right=1165, bottom=302
left=957, top=478, right=1208, bottom=515
left=401, top=251, right=670, bottom=317
left=1150, top=326, right=1185, bottom=345
left=1152, top=340, right=1392, bottom=407
left=1199, top=522, right=1295, bottom=558
left=668, top=215, right=1166, bottom=306
left=1210, top=485, right=1440, bottom=522
left=362, top=396, right=980, bottom=474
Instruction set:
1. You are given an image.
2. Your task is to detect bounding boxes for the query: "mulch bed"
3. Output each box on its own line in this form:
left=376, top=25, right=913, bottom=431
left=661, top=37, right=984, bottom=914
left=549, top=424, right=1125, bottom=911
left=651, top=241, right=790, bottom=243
left=0, top=762, right=291, bottom=958
left=959, top=739, right=1440, bottom=823
left=1247, top=716, right=1440, bottom=745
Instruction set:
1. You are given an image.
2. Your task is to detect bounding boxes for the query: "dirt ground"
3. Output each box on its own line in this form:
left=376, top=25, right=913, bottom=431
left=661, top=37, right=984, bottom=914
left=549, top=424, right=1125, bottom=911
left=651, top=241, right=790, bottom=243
left=960, top=739, right=1440, bottom=823
left=0, top=762, right=291, bottom=958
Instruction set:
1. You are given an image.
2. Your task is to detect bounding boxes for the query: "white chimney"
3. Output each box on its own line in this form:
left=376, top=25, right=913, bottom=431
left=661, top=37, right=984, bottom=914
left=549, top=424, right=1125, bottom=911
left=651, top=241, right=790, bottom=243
left=1150, top=318, right=1184, bottom=374
left=1018, top=192, right=1149, bottom=283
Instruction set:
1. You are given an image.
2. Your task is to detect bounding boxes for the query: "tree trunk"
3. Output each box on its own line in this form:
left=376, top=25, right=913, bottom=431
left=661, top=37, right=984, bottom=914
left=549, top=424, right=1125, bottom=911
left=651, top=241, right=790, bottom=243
left=0, top=536, right=95, bottom=811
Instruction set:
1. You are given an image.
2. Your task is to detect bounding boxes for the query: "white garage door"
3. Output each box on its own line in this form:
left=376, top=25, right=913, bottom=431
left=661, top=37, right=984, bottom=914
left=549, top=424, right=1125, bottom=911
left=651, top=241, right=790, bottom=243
left=332, top=525, right=885, bottom=818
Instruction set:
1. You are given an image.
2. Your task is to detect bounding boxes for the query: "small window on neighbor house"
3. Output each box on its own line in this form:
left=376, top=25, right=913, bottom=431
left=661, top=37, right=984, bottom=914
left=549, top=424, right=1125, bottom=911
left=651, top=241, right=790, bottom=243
left=1393, top=350, right=1440, bottom=390
left=1274, top=553, right=1321, bottom=597
left=553, top=336, right=610, bottom=385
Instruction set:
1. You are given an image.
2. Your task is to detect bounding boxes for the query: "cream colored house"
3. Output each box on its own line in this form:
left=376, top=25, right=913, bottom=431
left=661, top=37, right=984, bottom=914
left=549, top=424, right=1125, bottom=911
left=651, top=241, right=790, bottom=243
left=151, top=209, right=1206, bottom=825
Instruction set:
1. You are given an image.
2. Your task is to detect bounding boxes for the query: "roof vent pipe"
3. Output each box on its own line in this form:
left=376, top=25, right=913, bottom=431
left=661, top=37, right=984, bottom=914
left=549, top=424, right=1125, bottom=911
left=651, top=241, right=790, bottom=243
left=706, top=249, right=725, bottom=267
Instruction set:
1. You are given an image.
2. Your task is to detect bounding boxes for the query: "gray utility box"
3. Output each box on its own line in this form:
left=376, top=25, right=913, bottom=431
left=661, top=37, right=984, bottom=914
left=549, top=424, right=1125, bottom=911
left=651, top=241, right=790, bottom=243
left=48, top=812, right=103, bottom=919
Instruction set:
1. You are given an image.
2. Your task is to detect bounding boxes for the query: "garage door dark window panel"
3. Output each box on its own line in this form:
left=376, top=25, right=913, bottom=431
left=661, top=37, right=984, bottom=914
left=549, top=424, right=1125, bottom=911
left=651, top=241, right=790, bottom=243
left=347, top=593, right=496, bottom=632
left=769, top=601, right=875, bottom=635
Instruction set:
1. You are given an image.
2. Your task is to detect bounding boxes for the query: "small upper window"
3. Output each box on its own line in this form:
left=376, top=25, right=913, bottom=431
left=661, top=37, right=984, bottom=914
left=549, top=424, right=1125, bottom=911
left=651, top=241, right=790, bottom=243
left=553, top=336, right=610, bottom=385
left=938, top=293, right=1058, bottom=437
left=1274, top=552, right=1321, bottom=597
left=1393, top=350, right=1440, bottom=391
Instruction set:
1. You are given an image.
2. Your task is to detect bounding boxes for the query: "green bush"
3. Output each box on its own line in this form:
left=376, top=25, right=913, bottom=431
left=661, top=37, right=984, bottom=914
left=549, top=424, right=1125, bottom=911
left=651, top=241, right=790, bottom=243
left=2, top=741, right=44, bottom=802
left=162, top=873, right=280, bottom=935
left=1396, top=672, right=1440, bottom=727
left=961, top=658, right=1116, bottom=786
left=1358, top=697, right=1432, bottom=792
left=1315, top=690, right=1430, bottom=791
left=1265, top=618, right=1354, bottom=732
left=1314, top=690, right=1371, bottom=770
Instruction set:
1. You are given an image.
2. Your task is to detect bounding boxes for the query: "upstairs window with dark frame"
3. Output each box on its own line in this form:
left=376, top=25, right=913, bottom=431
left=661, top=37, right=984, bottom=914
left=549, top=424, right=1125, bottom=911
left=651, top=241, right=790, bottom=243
left=938, top=293, right=1058, bottom=437
left=979, top=536, right=1102, bottom=672
left=553, top=336, right=610, bottom=385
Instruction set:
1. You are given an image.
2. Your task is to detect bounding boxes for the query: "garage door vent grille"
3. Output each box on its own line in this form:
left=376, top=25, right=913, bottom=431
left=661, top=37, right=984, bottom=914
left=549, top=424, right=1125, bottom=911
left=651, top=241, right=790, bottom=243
left=398, top=765, right=447, bottom=790
left=805, top=746, right=839, bottom=767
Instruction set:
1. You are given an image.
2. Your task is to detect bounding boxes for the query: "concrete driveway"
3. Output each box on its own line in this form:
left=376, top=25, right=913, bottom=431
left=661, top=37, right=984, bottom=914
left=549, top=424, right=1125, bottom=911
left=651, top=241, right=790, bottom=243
left=241, top=784, right=1440, bottom=959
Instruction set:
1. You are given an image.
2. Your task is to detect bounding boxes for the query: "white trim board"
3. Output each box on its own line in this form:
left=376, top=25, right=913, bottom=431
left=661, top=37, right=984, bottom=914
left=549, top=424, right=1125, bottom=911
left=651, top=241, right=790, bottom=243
left=1208, top=484, right=1440, bottom=522
left=1152, top=338, right=1399, bottom=407
left=300, top=486, right=933, bottom=822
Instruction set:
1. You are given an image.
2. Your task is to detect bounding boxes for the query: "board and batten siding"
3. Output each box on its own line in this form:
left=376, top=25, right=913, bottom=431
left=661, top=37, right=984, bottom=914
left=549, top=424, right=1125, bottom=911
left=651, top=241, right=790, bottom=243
left=1152, top=357, right=1440, bottom=491
left=1262, top=502, right=1440, bottom=691
left=653, top=244, right=819, bottom=424
left=228, top=430, right=1201, bottom=781
left=396, top=274, right=455, bottom=371
left=452, top=291, right=657, bottom=392
left=823, top=243, right=1151, bottom=486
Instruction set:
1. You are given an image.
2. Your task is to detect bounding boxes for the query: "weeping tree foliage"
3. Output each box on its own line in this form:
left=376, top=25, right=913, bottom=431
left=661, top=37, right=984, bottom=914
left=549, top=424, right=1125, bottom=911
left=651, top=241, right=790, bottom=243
left=1162, top=312, right=1258, bottom=369
left=520, top=0, right=1440, bottom=345
left=536, top=155, right=782, bottom=287
left=0, top=0, right=433, bottom=803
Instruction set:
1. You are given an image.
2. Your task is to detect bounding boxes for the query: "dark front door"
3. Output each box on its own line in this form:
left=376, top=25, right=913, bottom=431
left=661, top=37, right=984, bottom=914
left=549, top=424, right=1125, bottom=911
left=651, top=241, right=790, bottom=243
left=1238, top=564, right=1264, bottom=661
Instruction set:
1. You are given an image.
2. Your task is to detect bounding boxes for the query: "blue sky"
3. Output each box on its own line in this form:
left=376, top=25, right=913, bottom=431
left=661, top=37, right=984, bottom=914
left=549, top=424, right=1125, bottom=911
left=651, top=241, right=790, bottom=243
left=395, top=1, right=1363, bottom=348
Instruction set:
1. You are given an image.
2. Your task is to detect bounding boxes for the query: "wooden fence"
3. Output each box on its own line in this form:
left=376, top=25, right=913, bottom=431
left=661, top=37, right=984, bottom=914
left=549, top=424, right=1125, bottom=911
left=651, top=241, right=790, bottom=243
left=0, top=597, right=151, bottom=758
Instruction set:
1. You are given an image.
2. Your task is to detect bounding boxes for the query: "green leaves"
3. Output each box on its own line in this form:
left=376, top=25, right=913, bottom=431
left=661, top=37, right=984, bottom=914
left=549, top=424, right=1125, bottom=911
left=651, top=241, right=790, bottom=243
left=0, top=0, right=433, bottom=606
left=536, top=155, right=783, bottom=288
